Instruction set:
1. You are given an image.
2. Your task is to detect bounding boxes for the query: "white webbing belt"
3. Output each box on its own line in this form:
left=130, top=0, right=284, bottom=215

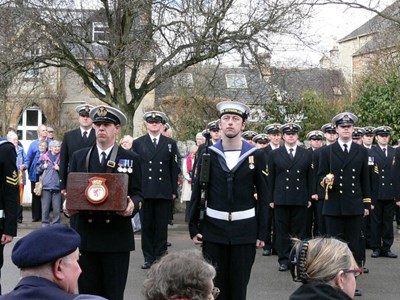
left=0, top=210, right=4, bottom=218
left=206, top=207, right=255, bottom=222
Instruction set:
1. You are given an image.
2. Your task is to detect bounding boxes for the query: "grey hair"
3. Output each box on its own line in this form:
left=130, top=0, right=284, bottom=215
left=142, top=249, right=216, bottom=300
left=48, top=140, right=61, bottom=149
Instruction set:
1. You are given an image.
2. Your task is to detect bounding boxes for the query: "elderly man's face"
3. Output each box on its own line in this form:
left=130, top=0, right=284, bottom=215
left=60, top=248, right=81, bottom=293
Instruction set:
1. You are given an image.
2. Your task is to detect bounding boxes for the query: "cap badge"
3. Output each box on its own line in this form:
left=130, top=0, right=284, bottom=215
left=343, top=115, right=350, bottom=121
left=98, top=107, right=107, bottom=117
left=152, top=112, right=156, bottom=118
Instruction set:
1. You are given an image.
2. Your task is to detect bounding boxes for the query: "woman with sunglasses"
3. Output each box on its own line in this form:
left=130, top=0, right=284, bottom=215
left=142, top=249, right=219, bottom=300
left=289, top=237, right=362, bottom=299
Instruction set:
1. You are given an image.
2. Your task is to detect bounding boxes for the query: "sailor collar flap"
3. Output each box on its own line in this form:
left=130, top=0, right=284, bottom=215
left=209, top=141, right=258, bottom=173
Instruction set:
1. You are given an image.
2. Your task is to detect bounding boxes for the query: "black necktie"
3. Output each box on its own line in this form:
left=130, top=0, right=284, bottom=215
left=289, top=148, right=294, bottom=160
left=83, top=131, right=88, bottom=143
left=101, top=151, right=107, bottom=167
left=343, top=144, right=348, bottom=154
left=383, top=148, right=386, bottom=157
left=153, top=138, right=157, bottom=148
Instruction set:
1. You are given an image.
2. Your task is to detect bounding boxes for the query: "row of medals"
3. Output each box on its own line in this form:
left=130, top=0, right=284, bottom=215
left=117, top=160, right=133, bottom=173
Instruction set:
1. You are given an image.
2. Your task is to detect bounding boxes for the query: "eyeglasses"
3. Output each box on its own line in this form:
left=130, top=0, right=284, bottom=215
left=343, top=267, right=363, bottom=277
left=212, top=287, right=220, bottom=298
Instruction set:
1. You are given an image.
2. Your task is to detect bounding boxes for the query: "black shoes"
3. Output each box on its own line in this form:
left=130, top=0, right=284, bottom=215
left=32, top=219, right=40, bottom=222
left=262, top=249, right=271, bottom=256
left=371, top=249, right=381, bottom=258
left=381, top=251, right=398, bottom=258
left=354, top=289, right=362, bottom=297
left=278, top=264, right=289, bottom=272
left=141, top=262, right=152, bottom=269
left=363, top=267, right=369, bottom=274
left=371, top=249, right=397, bottom=258
left=167, top=242, right=172, bottom=247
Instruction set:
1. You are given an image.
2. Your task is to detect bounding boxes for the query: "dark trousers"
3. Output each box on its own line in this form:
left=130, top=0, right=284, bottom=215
left=141, top=198, right=171, bottom=263
left=371, top=200, right=395, bottom=252
left=203, top=241, right=256, bottom=300
left=263, top=205, right=275, bottom=251
left=0, top=242, right=3, bottom=295
left=30, top=181, right=42, bottom=220
left=325, top=215, right=363, bottom=265
left=306, top=199, right=326, bottom=237
left=78, top=251, right=130, bottom=300
left=274, top=205, right=307, bottom=265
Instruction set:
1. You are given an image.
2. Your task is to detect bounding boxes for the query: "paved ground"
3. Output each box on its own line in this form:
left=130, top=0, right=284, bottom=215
left=2, top=209, right=400, bottom=299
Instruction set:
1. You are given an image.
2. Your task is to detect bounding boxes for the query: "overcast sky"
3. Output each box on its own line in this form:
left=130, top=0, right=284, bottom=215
left=270, top=0, right=396, bottom=67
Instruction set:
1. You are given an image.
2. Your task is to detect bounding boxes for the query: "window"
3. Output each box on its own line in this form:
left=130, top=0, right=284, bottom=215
left=225, top=74, right=248, bottom=89
left=92, top=22, right=109, bottom=42
left=173, top=73, right=193, bottom=87
left=17, top=106, right=47, bottom=141
left=92, top=66, right=110, bottom=95
left=24, top=49, right=41, bottom=79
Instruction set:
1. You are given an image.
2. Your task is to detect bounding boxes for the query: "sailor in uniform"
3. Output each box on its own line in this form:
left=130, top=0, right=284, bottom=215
left=189, top=101, right=268, bottom=300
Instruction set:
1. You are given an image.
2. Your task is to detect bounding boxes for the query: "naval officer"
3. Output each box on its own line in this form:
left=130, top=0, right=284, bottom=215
left=318, top=112, right=371, bottom=297
left=131, top=111, right=179, bottom=269
left=64, top=105, right=143, bottom=300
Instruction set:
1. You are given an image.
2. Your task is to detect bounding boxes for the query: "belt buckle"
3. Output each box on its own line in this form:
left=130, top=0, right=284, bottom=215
left=228, top=212, right=232, bottom=222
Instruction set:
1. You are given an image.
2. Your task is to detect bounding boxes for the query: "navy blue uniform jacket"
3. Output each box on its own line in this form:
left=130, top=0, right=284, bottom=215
left=0, top=276, right=106, bottom=299
left=267, top=146, right=313, bottom=206
left=68, top=145, right=143, bottom=252
left=318, top=142, right=371, bottom=216
left=189, top=141, right=269, bottom=244
left=131, top=134, right=179, bottom=199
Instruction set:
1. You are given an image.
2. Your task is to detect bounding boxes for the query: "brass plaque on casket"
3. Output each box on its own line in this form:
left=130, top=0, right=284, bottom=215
left=66, top=173, right=128, bottom=211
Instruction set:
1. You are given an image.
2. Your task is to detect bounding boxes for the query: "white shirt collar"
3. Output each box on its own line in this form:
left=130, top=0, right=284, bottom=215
left=149, top=134, right=161, bottom=143
left=338, top=140, right=352, bottom=151
left=285, top=144, right=297, bottom=154
left=80, top=128, right=92, bottom=136
left=97, top=145, right=114, bottom=161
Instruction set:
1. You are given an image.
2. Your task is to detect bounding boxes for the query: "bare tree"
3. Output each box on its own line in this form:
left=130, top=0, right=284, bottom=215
left=0, top=0, right=318, bottom=131
left=315, top=0, right=400, bottom=25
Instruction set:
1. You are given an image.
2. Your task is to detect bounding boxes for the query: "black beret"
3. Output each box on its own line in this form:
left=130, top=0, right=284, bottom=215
left=12, top=224, right=81, bottom=268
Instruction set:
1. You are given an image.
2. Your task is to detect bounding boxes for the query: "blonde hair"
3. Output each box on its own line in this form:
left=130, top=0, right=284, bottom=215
left=291, top=237, right=356, bottom=284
